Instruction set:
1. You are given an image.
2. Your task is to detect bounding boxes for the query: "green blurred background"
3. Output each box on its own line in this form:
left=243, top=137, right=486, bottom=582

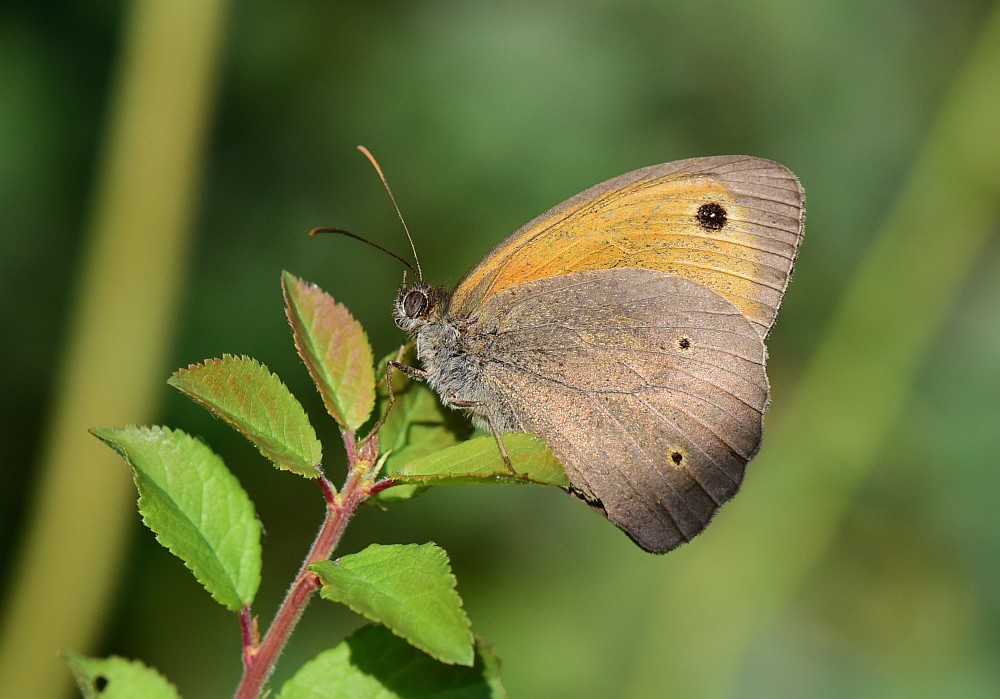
left=2, top=1, right=999, bottom=697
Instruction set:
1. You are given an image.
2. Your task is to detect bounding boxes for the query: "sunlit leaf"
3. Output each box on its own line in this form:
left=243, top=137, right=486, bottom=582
left=65, top=653, right=179, bottom=699
left=91, top=425, right=261, bottom=611
left=312, top=543, right=473, bottom=665
left=394, top=433, right=569, bottom=487
left=275, top=625, right=506, bottom=699
left=283, top=271, right=375, bottom=431
left=169, top=354, right=321, bottom=477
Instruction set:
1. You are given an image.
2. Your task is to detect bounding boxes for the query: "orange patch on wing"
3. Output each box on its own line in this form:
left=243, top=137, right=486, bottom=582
left=452, top=174, right=779, bottom=331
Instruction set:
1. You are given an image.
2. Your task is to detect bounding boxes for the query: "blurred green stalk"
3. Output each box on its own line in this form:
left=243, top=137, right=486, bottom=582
left=0, top=1, right=229, bottom=697
left=626, top=5, right=1000, bottom=698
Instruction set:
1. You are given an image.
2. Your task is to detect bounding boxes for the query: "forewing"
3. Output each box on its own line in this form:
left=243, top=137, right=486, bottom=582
left=452, top=156, right=804, bottom=339
left=475, top=268, right=769, bottom=553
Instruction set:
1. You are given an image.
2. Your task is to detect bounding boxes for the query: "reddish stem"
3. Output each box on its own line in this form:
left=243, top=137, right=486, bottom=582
left=233, top=468, right=367, bottom=699
left=341, top=430, right=357, bottom=464
left=318, top=472, right=338, bottom=505
left=368, top=477, right=400, bottom=496
left=238, top=606, right=256, bottom=669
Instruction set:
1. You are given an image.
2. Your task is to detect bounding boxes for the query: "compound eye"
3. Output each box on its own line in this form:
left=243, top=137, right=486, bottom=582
left=403, top=289, right=428, bottom=318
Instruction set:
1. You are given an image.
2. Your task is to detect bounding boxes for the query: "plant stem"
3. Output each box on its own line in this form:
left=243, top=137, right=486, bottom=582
left=233, top=467, right=367, bottom=698
left=368, top=477, right=399, bottom=496
left=238, top=606, right=256, bottom=669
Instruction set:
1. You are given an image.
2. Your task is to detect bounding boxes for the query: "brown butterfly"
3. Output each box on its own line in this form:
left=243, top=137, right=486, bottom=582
left=393, top=156, right=804, bottom=553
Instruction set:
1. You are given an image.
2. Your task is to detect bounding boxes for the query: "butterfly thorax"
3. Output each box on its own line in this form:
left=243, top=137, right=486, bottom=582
left=393, top=281, right=516, bottom=431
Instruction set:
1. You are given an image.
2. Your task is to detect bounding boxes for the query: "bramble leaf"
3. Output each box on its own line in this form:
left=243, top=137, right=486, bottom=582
left=65, top=653, right=179, bottom=699
left=92, top=425, right=261, bottom=610
left=312, top=543, right=473, bottom=665
left=275, top=625, right=507, bottom=699
left=169, top=354, right=322, bottom=477
left=283, top=271, right=375, bottom=431
left=394, top=433, right=569, bottom=487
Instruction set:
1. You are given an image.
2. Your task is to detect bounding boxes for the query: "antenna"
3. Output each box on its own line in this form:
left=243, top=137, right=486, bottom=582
left=308, top=227, right=416, bottom=274
left=357, top=145, right=423, bottom=281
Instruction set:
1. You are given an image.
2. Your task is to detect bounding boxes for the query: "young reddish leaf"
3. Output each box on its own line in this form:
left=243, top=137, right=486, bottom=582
left=282, top=271, right=375, bottom=431
left=169, top=355, right=322, bottom=478
left=312, top=543, right=473, bottom=666
left=393, top=433, right=569, bottom=487
left=275, top=625, right=506, bottom=699
left=91, top=425, right=262, bottom=611
left=65, top=653, right=179, bottom=699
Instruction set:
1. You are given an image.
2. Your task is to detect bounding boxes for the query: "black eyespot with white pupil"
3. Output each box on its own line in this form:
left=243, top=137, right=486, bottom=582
left=696, top=202, right=728, bottom=231
left=403, top=289, right=429, bottom=318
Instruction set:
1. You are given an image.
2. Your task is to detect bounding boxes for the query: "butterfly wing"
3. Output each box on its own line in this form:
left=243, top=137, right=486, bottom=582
left=472, top=267, right=768, bottom=553
left=451, top=156, right=804, bottom=339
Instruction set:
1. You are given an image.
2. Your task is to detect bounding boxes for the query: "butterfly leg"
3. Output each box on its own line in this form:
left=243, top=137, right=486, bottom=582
left=448, top=396, right=516, bottom=475
left=362, top=350, right=430, bottom=449
left=488, top=417, right=517, bottom=476
left=387, top=359, right=428, bottom=382
left=384, top=353, right=428, bottom=417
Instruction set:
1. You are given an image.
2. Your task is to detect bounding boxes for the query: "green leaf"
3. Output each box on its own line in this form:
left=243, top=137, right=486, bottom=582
left=65, top=653, right=179, bottom=699
left=312, top=543, right=473, bottom=665
left=395, top=433, right=569, bottom=487
left=275, top=625, right=507, bottom=699
left=168, top=355, right=322, bottom=478
left=283, top=271, right=375, bottom=431
left=375, top=346, right=467, bottom=501
left=91, top=425, right=261, bottom=611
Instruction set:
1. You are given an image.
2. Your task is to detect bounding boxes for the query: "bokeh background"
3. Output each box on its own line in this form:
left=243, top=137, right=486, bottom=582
left=2, top=1, right=999, bottom=697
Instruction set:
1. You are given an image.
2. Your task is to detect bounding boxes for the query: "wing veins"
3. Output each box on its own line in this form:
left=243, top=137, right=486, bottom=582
left=493, top=337, right=766, bottom=416
left=581, top=390, right=711, bottom=531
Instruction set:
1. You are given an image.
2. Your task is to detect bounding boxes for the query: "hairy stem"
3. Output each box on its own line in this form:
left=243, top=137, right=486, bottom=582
left=233, top=464, right=370, bottom=698
left=238, top=606, right=256, bottom=669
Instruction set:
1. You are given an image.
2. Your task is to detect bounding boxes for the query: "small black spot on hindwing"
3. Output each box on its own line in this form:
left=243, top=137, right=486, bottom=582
left=669, top=450, right=685, bottom=467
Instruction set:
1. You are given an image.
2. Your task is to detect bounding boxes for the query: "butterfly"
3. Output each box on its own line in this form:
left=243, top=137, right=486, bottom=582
left=392, top=156, right=804, bottom=553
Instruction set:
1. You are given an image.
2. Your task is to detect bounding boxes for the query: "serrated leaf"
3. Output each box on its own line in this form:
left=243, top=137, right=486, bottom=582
left=275, top=625, right=506, bottom=699
left=375, top=346, right=467, bottom=502
left=168, top=355, right=321, bottom=478
left=312, top=543, right=473, bottom=665
left=92, top=425, right=261, bottom=610
left=65, top=653, right=180, bottom=699
left=283, top=271, right=375, bottom=431
left=395, top=433, right=569, bottom=487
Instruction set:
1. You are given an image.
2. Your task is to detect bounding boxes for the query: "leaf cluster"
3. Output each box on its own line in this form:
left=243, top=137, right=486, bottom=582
left=77, top=272, right=566, bottom=698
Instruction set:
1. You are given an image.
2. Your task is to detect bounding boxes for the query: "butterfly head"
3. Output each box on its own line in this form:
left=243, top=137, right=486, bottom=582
left=393, top=280, right=451, bottom=335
